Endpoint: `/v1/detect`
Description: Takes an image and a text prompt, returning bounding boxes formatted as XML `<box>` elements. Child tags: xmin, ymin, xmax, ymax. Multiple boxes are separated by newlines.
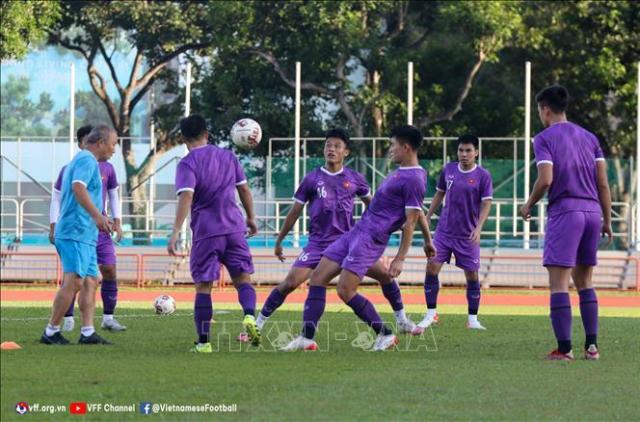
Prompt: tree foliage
<box><xmin>0</xmin><ymin>75</ymin><xmax>54</xmax><ymax>136</ymax></box>
<box><xmin>0</xmin><ymin>0</ymin><xmax>61</xmax><ymax>60</ymax></box>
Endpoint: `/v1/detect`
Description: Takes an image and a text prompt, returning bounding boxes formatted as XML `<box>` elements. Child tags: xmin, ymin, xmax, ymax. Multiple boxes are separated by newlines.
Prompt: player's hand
<box><xmin>519</xmin><ymin>204</ymin><xmax>531</xmax><ymax>221</ymax></box>
<box><xmin>48</xmin><ymin>224</ymin><xmax>56</xmax><ymax>245</ymax></box>
<box><xmin>94</xmin><ymin>215</ymin><xmax>112</xmax><ymax>233</ymax></box>
<box><xmin>113</xmin><ymin>219</ymin><xmax>123</xmax><ymax>243</ymax></box>
<box><xmin>274</xmin><ymin>243</ymin><xmax>286</xmax><ymax>262</ymax></box>
<box><xmin>601</xmin><ymin>222</ymin><xmax>613</xmax><ymax>246</ymax></box>
<box><xmin>246</xmin><ymin>218</ymin><xmax>258</xmax><ymax>238</ymax></box>
<box><xmin>388</xmin><ymin>257</ymin><xmax>405</xmax><ymax>278</ymax></box>
<box><xmin>167</xmin><ymin>230</ymin><xmax>180</xmax><ymax>256</ymax></box>
<box><xmin>423</xmin><ymin>242</ymin><xmax>436</xmax><ymax>259</ymax></box>
<box><xmin>469</xmin><ymin>227</ymin><xmax>482</xmax><ymax>245</ymax></box>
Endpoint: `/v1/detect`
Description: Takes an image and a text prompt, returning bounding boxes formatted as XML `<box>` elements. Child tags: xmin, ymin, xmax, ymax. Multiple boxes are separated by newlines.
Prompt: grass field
<box><xmin>1</xmin><ymin>303</ymin><xmax>639</xmax><ymax>421</ymax></box>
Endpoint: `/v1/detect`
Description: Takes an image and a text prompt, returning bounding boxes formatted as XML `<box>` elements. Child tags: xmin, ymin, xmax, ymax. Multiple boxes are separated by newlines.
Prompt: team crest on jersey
<box><xmin>468</xmin><ymin>178</ymin><xmax>475</xmax><ymax>184</ymax></box>
<box><xmin>343</xmin><ymin>181</ymin><xmax>350</xmax><ymax>188</ymax></box>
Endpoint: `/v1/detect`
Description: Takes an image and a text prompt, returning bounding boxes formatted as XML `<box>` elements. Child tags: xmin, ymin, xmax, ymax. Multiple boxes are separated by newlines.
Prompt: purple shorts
<box><xmin>292</xmin><ymin>241</ymin><xmax>332</xmax><ymax>269</ymax></box>
<box><xmin>190</xmin><ymin>232</ymin><xmax>254</xmax><ymax>283</ymax></box>
<box><xmin>543</xmin><ymin>211</ymin><xmax>600</xmax><ymax>267</ymax></box>
<box><xmin>96</xmin><ymin>232</ymin><xmax>116</xmax><ymax>266</ymax></box>
<box><xmin>432</xmin><ymin>234</ymin><xmax>480</xmax><ymax>272</ymax></box>
<box><xmin>322</xmin><ymin>228</ymin><xmax>386</xmax><ymax>280</ymax></box>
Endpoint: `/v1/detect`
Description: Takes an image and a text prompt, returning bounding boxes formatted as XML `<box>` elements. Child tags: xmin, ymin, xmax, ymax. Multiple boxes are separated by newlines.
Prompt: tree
<box><xmin>0</xmin><ymin>75</ymin><xmax>55</xmax><ymax>136</ymax></box>
<box><xmin>46</xmin><ymin>1</ymin><xmax>243</xmax><ymax>242</ymax></box>
<box><xmin>1</xmin><ymin>0</ymin><xmax>61</xmax><ymax>60</ymax></box>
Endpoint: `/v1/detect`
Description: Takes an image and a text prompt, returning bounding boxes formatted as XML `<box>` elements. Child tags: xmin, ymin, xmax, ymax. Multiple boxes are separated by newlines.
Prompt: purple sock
<box><xmin>194</xmin><ymin>293</ymin><xmax>212</xmax><ymax>343</ymax></box>
<box><xmin>466</xmin><ymin>280</ymin><xmax>481</xmax><ymax>315</ymax></box>
<box><xmin>424</xmin><ymin>274</ymin><xmax>440</xmax><ymax>309</ymax></box>
<box><xmin>346</xmin><ymin>293</ymin><xmax>391</xmax><ymax>335</ymax></box>
<box><xmin>261</xmin><ymin>288</ymin><xmax>286</xmax><ymax>318</ymax></box>
<box><xmin>101</xmin><ymin>279</ymin><xmax>118</xmax><ymax>315</ymax></box>
<box><xmin>236</xmin><ymin>283</ymin><xmax>256</xmax><ymax>317</ymax></box>
<box><xmin>65</xmin><ymin>296</ymin><xmax>76</xmax><ymax>317</ymax></box>
<box><xmin>550</xmin><ymin>292</ymin><xmax>572</xmax><ymax>352</ymax></box>
<box><xmin>302</xmin><ymin>286</ymin><xmax>326</xmax><ymax>339</ymax></box>
<box><xmin>579</xmin><ymin>288</ymin><xmax>598</xmax><ymax>347</ymax></box>
<box><xmin>381</xmin><ymin>281</ymin><xmax>404</xmax><ymax>311</ymax></box>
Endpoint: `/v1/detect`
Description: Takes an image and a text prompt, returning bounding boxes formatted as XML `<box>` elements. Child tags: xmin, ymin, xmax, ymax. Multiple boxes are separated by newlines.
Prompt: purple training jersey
<box><xmin>175</xmin><ymin>144</ymin><xmax>247</xmax><ymax>242</ymax></box>
<box><xmin>54</xmin><ymin>161</ymin><xmax>118</xmax><ymax>216</ymax></box>
<box><xmin>533</xmin><ymin>121</ymin><xmax>604</xmax><ymax>217</ymax></box>
<box><xmin>293</xmin><ymin>166</ymin><xmax>370</xmax><ymax>245</ymax></box>
<box><xmin>356</xmin><ymin>166</ymin><xmax>426</xmax><ymax>242</ymax></box>
<box><xmin>435</xmin><ymin>163</ymin><xmax>493</xmax><ymax>239</ymax></box>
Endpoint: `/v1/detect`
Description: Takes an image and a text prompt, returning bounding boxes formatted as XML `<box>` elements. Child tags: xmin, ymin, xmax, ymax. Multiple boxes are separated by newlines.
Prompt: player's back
<box><xmin>533</xmin><ymin>122</ymin><xmax>603</xmax><ymax>216</ymax></box>
<box><xmin>175</xmin><ymin>145</ymin><xmax>246</xmax><ymax>241</ymax></box>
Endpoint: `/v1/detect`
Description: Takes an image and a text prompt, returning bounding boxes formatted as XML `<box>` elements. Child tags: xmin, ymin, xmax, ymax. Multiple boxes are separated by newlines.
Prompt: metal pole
<box><xmin>16</xmin><ymin>137</ymin><xmax>21</xmax><ymax>197</ymax></box>
<box><xmin>294</xmin><ymin>62</ymin><xmax>301</xmax><ymax>247</ymax></box>
<box><xmin>407</xmin><ymin>61</ymin><xmax>413</xmax><ymax>125</ymax></box>
<box><xmin>524</xmin><ymin>61</ymin><xmax>531</xmax><ymax>250</ymax></box>
<box><xmin>635</xmin><ymin>62</ymin><xmax>640</xmax><ymax>251</ymax></box>
<box><xmin>372</xmin><ymin>138</ymin><xmax>376</xmax><ymax>192</ymax></box>
<box><xmin>513</xmin><ymin>139</ymin><xmax>518</xmax><ymax>237</ymax></box>
<box><xmin>181</xmin><ymin>61</ymin><xmax>192</xmax><ymax>247</ymax></box>
<box><xmin>148</xmin><ymin>89</ymin><xmax>156</xmax><ymax>237</ymax></box>
<box><xmin>69</xmin><ymin>63</ymin><xmax>76</xmax><ymax>160</ymax></box>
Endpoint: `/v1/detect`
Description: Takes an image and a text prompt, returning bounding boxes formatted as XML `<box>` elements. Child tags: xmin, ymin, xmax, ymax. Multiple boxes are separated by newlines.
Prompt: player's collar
<box><xmin>320</xmin><ymin>166</ymin><xmax>344</xmax><ymax>176</ymax></box>
<box><xmin>457</xmin><ymin>163</ymin><xmax>477</xmax><ymax>174</ymax></box>
<box><xmin>550</xmin><ymin>120</ymin><xmax>570</xmax><ymax>126</ymax></box>
<box><xmin>397</xmin><ymin>166</ymin><xmax>423</xmax><ymax>170</ymax></box>
<box><xmin>190</xmin><ymin>144</ymin><xmax>209</xmax><ymax>151</ymax></box>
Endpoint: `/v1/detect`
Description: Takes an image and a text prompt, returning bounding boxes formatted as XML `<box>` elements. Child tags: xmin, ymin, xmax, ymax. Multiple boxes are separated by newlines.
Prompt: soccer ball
<box><xmin>230</xmin><ymin>118</ymin><xmax>262</xmax><ymax>149</ymax></box>
<box><xmin>153</xmin><ymin>294</ymin><xmax>176</xmax><ymax>315</ymax></box>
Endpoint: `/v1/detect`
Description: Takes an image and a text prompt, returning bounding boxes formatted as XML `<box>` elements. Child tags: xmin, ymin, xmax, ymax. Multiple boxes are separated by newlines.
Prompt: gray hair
<box><xmin>86</xmin><ymin>124</ymin><xmax>115</xmax><ymax>144</ymax></box>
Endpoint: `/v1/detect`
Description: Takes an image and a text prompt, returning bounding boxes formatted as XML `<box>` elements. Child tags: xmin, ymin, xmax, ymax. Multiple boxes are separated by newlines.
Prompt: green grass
<box><xmin>1</xmin><ymin>306</ymin><xmax>639</xmax><ymax>421</ymax></box>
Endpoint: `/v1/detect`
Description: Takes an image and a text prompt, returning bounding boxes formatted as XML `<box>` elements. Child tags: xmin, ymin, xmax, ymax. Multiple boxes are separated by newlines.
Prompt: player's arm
<box><xmin>168</xmin><ymin>191</ymin><xmax>193</xmax><ymax>256</ymax></box>
<box><xmin>237</xmin><ymin>183</ymin><xmax>258</xmax><ymax>237</ymax></box>
<box><xmin>274</xmin><ymin>202</ymin><xmax>305</xmax><ymax>262</ymax></box>
<box><xmin>425</xmin><ymin>190</ymin><xmax>445</xmax><ymax>221</ymax></box>
<box><xmin>360</xmin><ymin>195</ymin><xmax>372</xmax><ymax>209</ymax></box>
<box><xmin>107</xmin><ymin>187</ymin><xmax>123</xmax><ymax>242</ymax></box>
<box><xmin>596</xmin><ymin>160</ymin><xmax>613</xmax><ymax>244</ymax></box>
<box><xmin>416</xmin><ymin>211</ymin><xmax>436</xmax><ymax>258</ymax></box>
<box><xmin>470</xmin><ymin>199</ymin><xmax>492</xmax><ymax>244</ymax></box>
<box><xmin>72</xmin><ymin>182</ymin><xmax>111</xmax><ymax>233</ymax></box>
<box><xmin>389</xmin><ymin>209</ymin><xmax>421</xmax><ymax>278</ymax></box>
<box><xmin>520</xmin><ymin>164</ymin><xmax>552</xmax><ymax>220</ymax></box>
<box><xmin>49</xmin><ymin>189</ymin><xmax>61</xmax><ymax>244</ymax></box>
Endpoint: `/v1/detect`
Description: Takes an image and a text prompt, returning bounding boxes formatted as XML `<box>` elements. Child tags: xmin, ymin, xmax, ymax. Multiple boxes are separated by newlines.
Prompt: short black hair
<box><xmin>180</xmin><ymin>114</ymin><xmax>207</xmax><ymax>141</ymax></box>
<box><xmin>535</xmin><ymin>85</ymin><xmax>569</xmax><ymax>113</ymax></box>
<box><xmin>457</xmin><ymin>134</ymin><xmax>479</xmax><ymax>149</ymax></box>
<box><xmin>77</xmin><ymin>125</ymin><xmax>93</xmax><ymax>144</ymax></box>
<box><xmin>325</xmin><ymin>128</ymin><xmax>350</xmax><ymax>148</ymax></box>
<box><xmin>390</xmin><ymin>125</ymin><xmax>423</xmax><ymax>151</ymax></box>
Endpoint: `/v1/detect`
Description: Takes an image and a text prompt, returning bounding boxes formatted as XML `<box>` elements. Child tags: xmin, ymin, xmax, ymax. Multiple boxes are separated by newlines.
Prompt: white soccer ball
<box><xmin>154</xmin><ymin>294</ymin><xmax>176</xmax><ymax>315</ymax></box>
<box><xmin>230</xmin><ymin>118</ymin><xmax>262</xmax><ymax>149</ymax></box>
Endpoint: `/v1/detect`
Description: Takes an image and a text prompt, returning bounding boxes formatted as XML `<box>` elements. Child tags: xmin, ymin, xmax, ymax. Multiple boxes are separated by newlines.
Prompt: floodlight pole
<box><xmin>69</xmin><ymin>63</ymin><xmax>76</xmax><ymax>160</ymax></box>
<box><xmin>635</xmin><ymin>62</ymin><xmax>640</xmax><ymax>251</ymax></box>
<box><xmin>408</xmin><ymin>62</ymin><xmax>414</xmax><ymax>125</ymax></box>
<box><xmin>294</xmin><ymin>62</ymin><xmax>302</xmax><ymax>247</ymax></box>
<box><xmin>524</xmin><ymin>61</ymin><xmax>531</xmax><ymax>250</ymax></box>
<box><xmin>180</xmin><ymin>61</ymin><xmax>192</xmax><ymax>249</ymax></box>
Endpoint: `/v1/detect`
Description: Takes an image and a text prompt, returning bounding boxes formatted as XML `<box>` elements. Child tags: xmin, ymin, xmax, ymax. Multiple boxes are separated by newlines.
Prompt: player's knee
<box><xmin>100</xmin><ymin>265</ymin><xmax>116</xmax><ymax>280</ymax></box>
<box><xmin>336</xmin><ymin>284</ymin><xmax>354</xmax><ymax>303</ymax></box>
<box><xmin>280</xmin><ymin>276</ymin><xmax>301</xmax><ymax>294</ymax></box>
<box><xmin>195</xmin><ymin>282</ymin><xmax>213</xmax><ymax>294</ymax></box>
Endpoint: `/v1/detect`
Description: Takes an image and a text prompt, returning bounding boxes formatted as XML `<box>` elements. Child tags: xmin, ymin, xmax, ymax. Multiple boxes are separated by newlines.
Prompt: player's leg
<box><xmin>337</xmin><ymin>268</ymin><xmax>397</xmax><ymax>351</ymax></box>
<box><xmin>41</xmin><ymin>271</ymin><xmax>82</xmax><ymax>344</ymax></box>
<box><xmin>98</xmin><ymin>233</ymin><xmax>125</xmax><ymax>331</ymax></box>
<box><xmin>463</xmin><ymin>270</ymin><xmax>484</xmax><ymax>330</ymax></box>
<box><xmin>419</xmin><ymin>235</ymin><xmax>450</xmax><ymax>328</ymax></box>
<box><xmin>257</xmin><ymin>266</ymin><xmax>313</xmax><ymax>329</ymax></box>
<box><xmin>62</xmin><ymin>294</ymin><xmax>76</xmax><ymax>332</ymax></box>
<box><xmin>222</xmin><ymin>233</ymin><xmax>261</xmax><ymax>345</ymax></box>
<box><xmin>366</xmin><ymin>261</ymin><xmax>422</xmax><ymax>335</ymax></box>
<box><xmin>455</xmin><ymin>238</ymin><xmax>485</xmax><ymax>329</ymax></box>
<box><xmin>189</xmin><ymin>238</ymin><xmax>219</xmax><ymax>353</ymax></box>
<box><xmin>77</xmin><ymin>247</ymin><xmax>111</xmax><ymax>344</ymax></box>
<box><xmin>281</xmin><ymin>257</ymin><xmax>340</xmax><ymax>351</ymax></box>
<box><xmin>192</xmin><ymin>281</ymin><xmax>214</xmax><ymax>353</ymax></box>
<box><xmin>574</xmin><ymin>211</ymin><xmax>602</xmax><ymax>360</ymax></box>
<box><xmin>543</xmin><ymin>212</ymin><xmax>583</xmax><ymax>360</ymax></box>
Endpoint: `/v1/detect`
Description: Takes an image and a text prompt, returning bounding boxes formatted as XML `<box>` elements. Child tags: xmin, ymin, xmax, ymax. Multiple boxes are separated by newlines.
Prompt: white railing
<box><xmin>1</xmin><ymin>196</ymin><xmax>636</xmax><ymax>249</ymax></box>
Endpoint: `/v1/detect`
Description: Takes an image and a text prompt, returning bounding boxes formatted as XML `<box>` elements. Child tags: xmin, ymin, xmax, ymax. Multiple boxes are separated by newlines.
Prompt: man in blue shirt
<box><xmin>41</xmin><ymin>125</ymin><xmax>118</xmax><ymax>345</ymax></box>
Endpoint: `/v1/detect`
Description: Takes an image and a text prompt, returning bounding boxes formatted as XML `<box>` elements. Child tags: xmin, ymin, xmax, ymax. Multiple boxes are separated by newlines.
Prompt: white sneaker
<box><xmin>372</xmin><ymin>333</ymin><xmax>398</xmax><ymax>351</ymax></box>
<box><xmin>280</xmin><ymin>335</ymin><xmax>318</xmax><ymax>351</ymax></box>
<box><xmin>396</xmin><ymin>319</ymin><xmax>424</xmax><ymax>335</ymax></box>
<box><xmin>101</xmin><ymin>318</ymin><xmax>127</xmax><ymax>331</ymax></box>
<box><xmin>417</xmin><ymin>313</ymin><xmax>439</xmax><ymax>329</ymax></box>
<box><xmin>466</xmin><ymin>320</ymin><xmax>486</xmax><ymax>330</ymax></box>
<box><xmin>62</xmin><ymin>317</ymin><xmax>75</xmax><ymax>332</ymax></box>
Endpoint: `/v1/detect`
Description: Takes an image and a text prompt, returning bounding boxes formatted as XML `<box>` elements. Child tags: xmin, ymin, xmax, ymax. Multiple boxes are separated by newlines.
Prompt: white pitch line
<box><xmin>0</xmin><ymin>310</ymin><xmax>231</xmax><ymax>322</ymax></box>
